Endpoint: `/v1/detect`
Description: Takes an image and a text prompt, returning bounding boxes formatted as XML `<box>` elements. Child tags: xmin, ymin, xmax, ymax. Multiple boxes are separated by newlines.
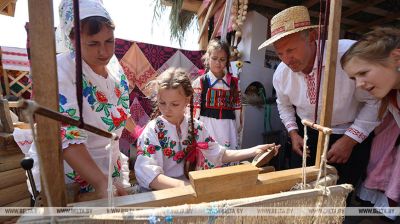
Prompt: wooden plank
<box><xmin>0</xmin><ymin>99</ymin><xmax>14</xmax><ymax>133</ymax></box>
<box><xmin>349</xmin><ymin>12</ymin><xmax>400</xmax><ymax>33</ymax></box>
<box><xmin>189</xmin><ymin>164</ymin><xmax>259</xmax><ymax>196</ymax></box>
<box><xmin>315</xmin><ymin>0</ymin><xmax>342</xmax><ymax>167</ymax></box>
<box><xmin>0</xmin><ymin>168</ymin><xmax>26</xmax><ymax>189</ymax></box>
<box><xmin>71</xmin><ymin>166</ymin><xmax>336</xmax><ymax>207</ymax></box>
<box><xmin>342</xmin><ymin>0</ymin><xmax>385</xmax><ymax>17</ymax></box>
<box><xmin>0</xmin><ymin>153</ymin><xmax>24</xmax><ymax>172</ymax></box>
<box><xmin>197</xmin><ymin>0</ymin><xmax>216</xmax><ymax>43</ymax></box>
<box><xmin>27</xmin><ymin>0</ymin><xmax>66</xmax><ymax>207</ymax></box>
<box><xmin>0</xmin><ymin>182</ymin><xmax>30</xmax><ymax>206</ymax></box>
<box><xmin>0</xmin><ymin>198</ymin><xmax>31</xmax><ymax>224</ymax></box>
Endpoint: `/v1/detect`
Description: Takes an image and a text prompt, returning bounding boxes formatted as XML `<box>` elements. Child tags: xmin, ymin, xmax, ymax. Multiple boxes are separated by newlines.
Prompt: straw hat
<box><xmin>258</xmin><ymin>6</ymin><xmax>319</xmax><ymax>50</ymax></box>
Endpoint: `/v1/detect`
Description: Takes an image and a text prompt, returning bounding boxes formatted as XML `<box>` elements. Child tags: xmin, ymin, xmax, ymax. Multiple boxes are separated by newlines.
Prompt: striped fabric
<box><xmin>1</xmin><ymin>46</ymin><xmax>30</xmax><ymax>72</ymax></box>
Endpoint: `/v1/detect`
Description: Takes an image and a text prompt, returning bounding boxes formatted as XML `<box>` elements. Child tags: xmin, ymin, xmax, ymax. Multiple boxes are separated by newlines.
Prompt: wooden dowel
<box><xmin>210</xmin><ymin>3</ymin><xmax>225</xmax><ymax>39</ymax></box>
<box><xmin>21</xmin><ymin>100</ymin><xmax>118</xmax><ymax>140</ymax></box>
<box><xmin>302</xmin><ymin>119</ymin><xmax>332</xmax><ymax>134</ymax></box>
<box><xmin>197</xmin><ymin>0</ymin><xmax>216</xmax><ymax>43</ymax></box>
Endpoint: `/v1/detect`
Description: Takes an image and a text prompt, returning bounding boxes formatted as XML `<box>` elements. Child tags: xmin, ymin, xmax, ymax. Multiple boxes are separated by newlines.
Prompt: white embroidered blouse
<box><xmin>134</xmin><ymin>115</ymin><xmax>226</xmax><ymax>189</ymax></box>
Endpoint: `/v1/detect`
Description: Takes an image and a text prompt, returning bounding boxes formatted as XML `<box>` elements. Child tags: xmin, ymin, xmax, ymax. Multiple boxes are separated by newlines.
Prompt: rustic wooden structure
<box><xmin>0</xmin><ymin>0</ymin><xmax>16</xmax><ymax>17</ymax></box>
<box><xmin>14</xmin><ymin>0</ymin><xmax>343</xmax><ymax>212</ymax></box>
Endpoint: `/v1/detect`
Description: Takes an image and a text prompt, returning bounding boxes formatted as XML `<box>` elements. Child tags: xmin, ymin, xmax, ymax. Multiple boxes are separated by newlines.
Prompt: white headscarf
<box><xmin>57</xmin><ymin>0</ymin><xmax>113</xmax><ymax>53</ymax></box>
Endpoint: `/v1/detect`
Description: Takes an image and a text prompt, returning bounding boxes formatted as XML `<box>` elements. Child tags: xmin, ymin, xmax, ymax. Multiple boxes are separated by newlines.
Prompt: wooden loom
<box><xmin>17</xmin><ymin>0</ymin><xmax>348</xmax><ymax>222</ymax></box>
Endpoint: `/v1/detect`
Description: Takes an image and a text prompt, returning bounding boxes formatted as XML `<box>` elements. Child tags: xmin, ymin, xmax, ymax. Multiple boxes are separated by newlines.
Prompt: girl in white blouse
<box><xmin>135</xmin><ymin>68</ymin><xmax>279</xmax><ymax>190</ymax></box>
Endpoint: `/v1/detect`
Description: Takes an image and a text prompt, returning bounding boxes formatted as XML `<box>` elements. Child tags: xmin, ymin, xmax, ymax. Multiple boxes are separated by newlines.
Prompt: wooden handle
<box><xmin>301</xmin><ymin>119</ymin><xmax>332</xmax><ymax>134</ymax></box>
<box><xmin>251</xmin><ymin>149</ymin><xmax>275</xmax><ymax>168</ymax></box>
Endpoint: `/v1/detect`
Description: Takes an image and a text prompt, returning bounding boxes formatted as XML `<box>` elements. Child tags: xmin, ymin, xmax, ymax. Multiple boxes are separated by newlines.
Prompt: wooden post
<box><xmin>315</xmin><ymin>0</ymin><xmax>342</xmax><ymax>167</ymax></box>
<box><xmin>27</xmin><ymin>0</ymin><xmax>66</xmax><ymax>206</ymax></box>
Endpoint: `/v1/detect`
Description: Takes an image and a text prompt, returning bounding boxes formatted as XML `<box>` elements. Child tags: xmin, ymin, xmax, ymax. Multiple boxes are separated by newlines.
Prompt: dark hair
<box><xmin>69</xmin><ymin>16</ymin><xmax>115</xmax><ymax>39</ymax></box>
<box><xmin>341</xmin><ymin>27</ymin><xmax>400</xmax><ymax>119</ymax></box>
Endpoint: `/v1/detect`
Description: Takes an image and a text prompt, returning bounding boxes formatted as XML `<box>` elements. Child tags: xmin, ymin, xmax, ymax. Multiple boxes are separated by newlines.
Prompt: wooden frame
<box><xmin>21</xmin><ymin>0</ymin><xmax>342</xmax><ymax>211</ymax></box>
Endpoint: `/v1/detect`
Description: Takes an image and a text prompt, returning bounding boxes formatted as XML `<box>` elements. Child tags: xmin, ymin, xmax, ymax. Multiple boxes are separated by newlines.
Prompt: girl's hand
<box><xmin>253</xmin><ymin>143</ymin><xmax>281</xmax><ymax>156</ymax></box>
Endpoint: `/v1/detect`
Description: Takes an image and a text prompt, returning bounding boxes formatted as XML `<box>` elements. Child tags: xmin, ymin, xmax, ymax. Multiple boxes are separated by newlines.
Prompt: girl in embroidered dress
<box><xmin>134</xmin><ymin>68</ymin><xmax>279</xmax><ymax>190</ymax></box>
<box><xmin>192</xmin><ymin>39</ymin><xmax>242</xmax><ymax>152</ymax></box>
<box><xmin>341</xmin><ymin>27</ymin><xmax>400</xmax><ymax>220</ymax></box>
<box><xmin>15</xmin><ymin>0</ymin><xmax>137</xmax><ymax>199</ymax></box>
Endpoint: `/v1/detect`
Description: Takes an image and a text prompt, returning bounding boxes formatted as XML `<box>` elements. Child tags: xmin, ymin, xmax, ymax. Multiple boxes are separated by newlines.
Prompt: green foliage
<box><xmin>153</xmin><ymin>0</ymin><xmax>196</xmax><ymax>46</ymax></box>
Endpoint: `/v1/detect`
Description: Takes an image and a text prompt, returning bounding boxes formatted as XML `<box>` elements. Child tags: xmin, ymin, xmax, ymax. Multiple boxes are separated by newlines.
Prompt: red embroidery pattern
<box><xmin>347</xmin><ymin>127</ymin><xmax>367</xmax><ymax>141</ymax></box>
<box><xmin>135</xmin><ymin>67</ymin><xmax>156</xmax><ymax>90</ymax></box>
<box><xmin>17</xmin><ymin>140</ymin><xmax>33</xmax><ymax>146</ymax></box>
<box><xmin>271</xmin><ymin>21</ymin><xmax>311</xmax><ymax>36</ymax></box>
<box><xmin>205</xmin><ymin>88</ymin><xmax>241</xmax><ymax>110</ymax></box>
<box><xmin>120</xmin><ymin>61</ymin><xmax>136</xmax><ymax>87</ymax></box>
<box><xmin>304</xmin><ymin>73</ymin><xmax>316</xmax><ymax>104</ymax></box>
<box><xmin>193</xmin><ymin>87</ymin><xmax>202</xmax><ymax>108</ymax></box>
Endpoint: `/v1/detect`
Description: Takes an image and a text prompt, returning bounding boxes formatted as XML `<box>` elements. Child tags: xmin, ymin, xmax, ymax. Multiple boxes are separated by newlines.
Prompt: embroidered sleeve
<box><xmin>196</xmin><ymin>121</ymin><xmax>225</xmax><ymax>169</ymax></box>
<box><xmin>134</xmin><ymin>121</ymin><xmax>164</xmax><ymax>189</ymax></box>
<box><xmin>273</xmin><ymin>67</ymin><xmax>298</xmax><ymax>132</ymax></box>
<box><xmin>346</xmin><ymin>88</ymin><xmax>381</xmax><ymax>142</ymax></box>
<box><xmin>58</xmin><ymin>71</ymin><xmax>88</xmax><ymax>150</ymax></box>
<box><xmin>192</xmin><ymin>76</ymin><xmax>202</xmax><ymax>109</ymax></box>
<box><xmin>232</xmin><ymin>77</ymin><xmax>242</xmax><ymax>110</ymax></box>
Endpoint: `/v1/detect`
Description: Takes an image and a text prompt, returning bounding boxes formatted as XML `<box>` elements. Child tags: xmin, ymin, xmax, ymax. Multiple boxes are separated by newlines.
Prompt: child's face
<box><xmin>344</xmin><ymin>56</ymin><xmax>400</xmax><ymax>99</ymax></box>
<box><xmin>209</xmin><ymin>49</ymin><xmax>228</xmax><ymax>76</ymax></box>
<box><xmin>157</xmin><ymin>87</ymin><xmax>190</xmax><ymax>125</ymax></box>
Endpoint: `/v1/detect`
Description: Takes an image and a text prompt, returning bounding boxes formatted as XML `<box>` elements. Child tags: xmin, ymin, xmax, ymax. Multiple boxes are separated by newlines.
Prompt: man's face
<box><xmin>273</xmin><ymin>31</ymin><xmax>315</xmax><ymax>73</ymax></box>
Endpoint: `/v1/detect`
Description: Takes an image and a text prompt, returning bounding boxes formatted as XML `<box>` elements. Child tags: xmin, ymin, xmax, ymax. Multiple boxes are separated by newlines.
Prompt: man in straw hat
<box><xmin>259</xmin><ymin>6</ymin><xmax>380</xmax><ymax>189</ymax></box>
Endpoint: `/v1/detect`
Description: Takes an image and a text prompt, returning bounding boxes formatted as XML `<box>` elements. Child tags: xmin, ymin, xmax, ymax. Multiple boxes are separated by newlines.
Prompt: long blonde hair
<box><xmin>341</xmin><ymin>27</ymin><xmax>400</xmax><ymax>118</ymax></box>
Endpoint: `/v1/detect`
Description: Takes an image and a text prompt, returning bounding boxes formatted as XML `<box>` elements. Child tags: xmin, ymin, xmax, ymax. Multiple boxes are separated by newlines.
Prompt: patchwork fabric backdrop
<box><xmin>114</xmin><ymin>38</ymin><xmax>204</xmax><ymax>156</ymax></box>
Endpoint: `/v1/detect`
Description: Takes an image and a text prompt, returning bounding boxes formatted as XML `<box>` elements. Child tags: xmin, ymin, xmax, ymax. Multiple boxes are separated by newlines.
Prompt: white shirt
<box><xmin>273</xmin><ymin>39</ymin><xmax>380</xmax><ymax>143</ymax></box>
<box><xmin>135</xmin><ymin>116</ymin><xmax>226</xmax><ymax>189</ymax></box>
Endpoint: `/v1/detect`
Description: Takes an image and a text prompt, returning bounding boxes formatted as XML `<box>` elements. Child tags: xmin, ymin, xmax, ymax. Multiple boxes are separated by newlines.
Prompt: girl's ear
<box><xmin>391</xmin><ymin>48</ymin><xmax>400</xmax><ymax>63</ymax></box>
<box><xmin>186</xmin><ymin>96</ymin><xmax>191</xmax><ymax>105</ymax></box>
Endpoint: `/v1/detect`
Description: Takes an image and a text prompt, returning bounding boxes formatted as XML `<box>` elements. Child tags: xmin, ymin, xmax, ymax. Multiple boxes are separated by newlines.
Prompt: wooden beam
<box><xmin>342</xmin><ymin>0</ymin><xmax>385</xmax><ymax>17</ymax></box>
<box><xmin>162</xmin><ymin>0</ymin><xmax>202</xmax><ymax>13</ymax></box>
<box><xmin>303</xmin><ymin>0</ymin><xmax>320</xmax><ymax>8</ymax></box>
<box><xmin>198</xmin><ymin>0</ymin><xmax>216</xmax><ymax>43</ymax></box>
<box><xmin>315</xmin><ymin>0</ymin><xmax>342</xmax><ymax>167</ymax></box>
<box><xmin>27</xmin><ymin>0</ymin><xmax>66</xmax><ymax>207</ymax></box>
<box><xmin>349</xmin><ymin>12</ymin><xmax>400</xmax><ymax>32</ymax></box>
<box><xmin>342</xmin><ymin>0</ymin><xmax>388</xmax><ymax>17</ymax></box>
<box><xmin>70</xmin><ymin>166</ymin><xmax>337</xmax><ymax>207</ymax></box>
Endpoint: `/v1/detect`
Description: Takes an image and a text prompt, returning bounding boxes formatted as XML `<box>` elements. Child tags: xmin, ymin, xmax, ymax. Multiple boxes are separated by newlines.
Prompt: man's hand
<box><xmin>289</xmin><ymin>130</ymin><xmax>309</xmax><ymax>157</ymax></box>
<box><xmin>327</xmin><ymin>135</ymin><xmax>358</xmax><ymax>164</ymax></box>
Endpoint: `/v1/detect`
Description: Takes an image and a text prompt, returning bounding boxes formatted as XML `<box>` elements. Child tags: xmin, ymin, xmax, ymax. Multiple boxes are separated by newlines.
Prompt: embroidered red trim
<box><xmin>271</xmin><ymin>21</ymin><xmax>311</xmax><ymax>37</ymax></box>
<box><xmin>347</xmin><ymin>127</ymin><xmax>367</xmax><ymax>140</ymax></box>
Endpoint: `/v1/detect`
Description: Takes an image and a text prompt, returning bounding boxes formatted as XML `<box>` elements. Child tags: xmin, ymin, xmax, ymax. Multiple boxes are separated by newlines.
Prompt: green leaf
<box><xmin>121</xmin><ymin>101</ymin><xmax>128</xmax><ymax>109</ymax></box>
<box><xmin>101</xmin><ymin>117</ymin><xmax>113</xmax><ymax>125</ymax></box>
<box><xmin>66</xmin><ymin>108</ymin><xmax>77</xmax><ymax>117</ymax></box>
<box><xmin>108</xmin><ymin>124</ymin><xmax>114</xmax><ymax>132</ymax></box>
<box><xmin>95</xmin><ymin>104</ymin><xmax>104</xmax><ymax>112</ymax></box>
<box><xmin>104</xmin><ymin>107</ymin><xmax>110</xmax><ymax>117</ymax></box>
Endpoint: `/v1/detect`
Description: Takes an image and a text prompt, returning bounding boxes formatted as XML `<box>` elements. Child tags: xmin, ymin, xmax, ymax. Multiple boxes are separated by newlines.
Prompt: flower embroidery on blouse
<box><xmin>59</xmin><ymin>93</ymin><xmax>86</xmax><ymax>142</ymax></box>
<box><xmin>82</xmin><ymin>74</ymin><xmax>129</xmax><ymax>131</ymax></box>
<box><xmin>137</xmin><ymin>118</ymin><xmax>215</xmax><ymax>164</ymax></box>
<box><xmin>66</xmin><ymin>157</ymin><xmax>122</xmax><ymax>193</ymax></box>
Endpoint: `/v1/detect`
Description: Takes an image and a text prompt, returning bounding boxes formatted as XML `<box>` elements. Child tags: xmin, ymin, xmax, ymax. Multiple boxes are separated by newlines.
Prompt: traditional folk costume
<box><xmin>357</xmin><ymin>91</ymin><xmax>400</xmax><ymax>220</ymax></box>
<box><xmin>273</xmin><ymin>40</ymin><xmax>381</xmax><ymax>187</ymax></box>
<box><xmin>192</xmin><ymin>71</ymin><xmax>242</xmax><ymax>150</ymax></box>
<box><xmin>13</xmin><ymin>0</ymin><xmax>131</xmax><ymax>193</ymax></box>
<box><xmin>134</xmin><ymin>116</ymin><xmax>226</xmax><ymax>189</ymax></box>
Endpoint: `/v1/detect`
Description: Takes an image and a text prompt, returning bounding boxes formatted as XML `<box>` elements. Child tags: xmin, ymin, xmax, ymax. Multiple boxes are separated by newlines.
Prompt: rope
<box><xmin>73</xmin><ymin>0</ymin><xmax>85</xmax><ymax>128</ymax></box>
<box><xmin>315</xmin><ymin>132</ymin><xmax>331</xmax><ymax>194</ymax></box>
<box><xmin>22</xmin><ymin>101</ymin><xmax>56</xmax><ymax>222</ymax></box>
<box><xmin>301</xmin><ymin>124</ymin><xmax>308</xmax><ymax>189</ymax></box>
<box><xmin>106</xmin><ymin>133</ymin><xmax>118</xmax><ymax>207</ymax></box>
<box><xmin>313</xmin><ymin>0</ymin><xmax>330</xmax><ymax>123</ymax></box>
